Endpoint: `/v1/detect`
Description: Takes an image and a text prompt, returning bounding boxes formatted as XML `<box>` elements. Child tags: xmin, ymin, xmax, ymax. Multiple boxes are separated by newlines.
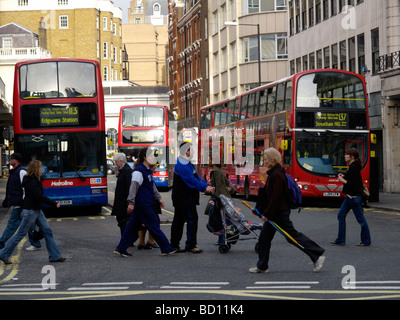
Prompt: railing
<box><xmin>379</xmin><ymin>51</ymin><xmax>400</xmax><ymax>72</ymax></box>
<box><xmin>0</xmin><ymin>47</ymin><xmax>51</xmax><ymax>60</ymax></box>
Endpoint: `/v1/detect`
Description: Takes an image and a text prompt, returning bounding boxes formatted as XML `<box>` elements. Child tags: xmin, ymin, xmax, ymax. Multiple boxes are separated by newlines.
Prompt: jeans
<box><xmin>335</xmin><ymin>196</ymin><xmax>371</xmax><ymax>245</ymax></box>
<box><xmin>0</xmin><ymin>207</ymin><xmax>41</xmax><ymax>249</ymax></box>
<box><xmin>0</xmin><ymin>209</ymin><xmax>63</xmax><ymax>262</ymax></box>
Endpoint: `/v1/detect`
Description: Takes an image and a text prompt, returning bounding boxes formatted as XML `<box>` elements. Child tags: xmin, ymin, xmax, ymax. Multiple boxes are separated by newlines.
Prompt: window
<box><xmin>229</xmin><ymin>42</ymin><xmax>237</xmax><ymax>68</ymax></box>
<box><xmin>103</xmin><ymin>42</ymin><xmax>108</xmax><ymax>59</ymax></box>
<box><xmin>315</xmin><ymin>0</ymin><xmax>321</xmax><ymax>24</ymax></box>
<box><xmin>309</xmin><ymin>52</ymin><xmax>315</xmax><ymax>69</ymax></box>
<box><xmin>357</xmin><ymin>33</ymin><xmax>365</xmax><ymax>74</ymax></box>
<box><xmin>324</xmin><ymin>46</ymin><xmax>330</xmax><ymax>68</ymax></box>
<box><xmin>331</xmin><ymin>0</ymin><xmax>337</xmax><ymax>16</ymax></box>
<box><xmin>153</xmin><ymin>3</ymin><xmax>161</xmax><ymax>16</ymax></box>
<box><xmin>58</xmin><ymin>0</ymin><xmax>68</xmax><ymax>4</ymax></box>
<box><xmin>103</xmin><ymin>17</ymin><xmax>107</xmax><ymax>30</ymax></box>
<box><xmin>316</xmin><ymin>49</ymin><xmax>322</xmax><ymax>68</ymax></box>
<box><xmin>2</xmin><ymin>38</ymin><xmax>12</xmax><ymax>49</ymax></box>
<box><xmin>103</xmin><ymin>66</ymin><xmax>108</xmax><ymax>81</ymax></box>
<box><xmin>59</xmin><ymin>15</ymin><xmax>68</xmax><ymax>29</ymax></box>
<box><xmin>331</xmin><ymin>43</ymin><xmax>338</xmax><ymax>69</ymax></box>
<box><xmin>340</xmin><ymin>40</ymin><xmax>346</xmax><ymax>70</ymax></box>
<box><xmin>371</xmin><ymin>28</ymin><xmax>379</xmax><ymax>74</ymax></box>
<box><xmin>308</xmin><ymin>0</ymin><xmax>314</xmax><ymax>27</ymax></box>
<box><xmin>244</xmin><ymin>34</ymin><xmax>288</xmax><ymax>62</ymax></box>
<box><xmin>18</xmin><ymin>0</ymin><xmax>28</xmax><ymax>6</ymax></box>
<box><xmin>348</xmin><ymin>37</ymin><xmax>356</xmax><ymax>73</ymax></box>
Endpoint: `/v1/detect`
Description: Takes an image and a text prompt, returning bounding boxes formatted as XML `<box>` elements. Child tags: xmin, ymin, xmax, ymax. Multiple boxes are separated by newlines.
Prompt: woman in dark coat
<box><xmin>0</xmin><ymin>160</ymin><xmax>65</xmax><ymax>264</ymax></box>
<box><xmin>332</xmin><ymin>148</ymin><xmax>371</xmax><ymax>246</ymax></box>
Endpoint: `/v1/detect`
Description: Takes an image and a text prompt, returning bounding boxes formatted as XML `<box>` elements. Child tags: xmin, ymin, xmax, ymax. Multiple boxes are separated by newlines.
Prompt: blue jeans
<box><xmin>0</xmin><ymin>207</ymin><xmax>41</xmax><ymax>249</ymax></box>
<box><xmin>335</xmin><ymin>196</ymin><xmax>371</xmax><ymax>245</ymax></box>
<box><xmin>0</xmin><ymin>209</ymin><xmax>63</xmax><ymax>262</ymax></box>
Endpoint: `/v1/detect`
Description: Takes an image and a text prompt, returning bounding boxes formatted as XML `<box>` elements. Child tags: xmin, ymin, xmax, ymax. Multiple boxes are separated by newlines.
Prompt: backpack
<box><xmin>206</xmin><ymin>199</ymin><xmax>224</xmax><ymax>235</ymax></box>
<box><xmin>285</xmin><ymin>173</ymin><xmax>302</xmax><ymax>212</ymax></box>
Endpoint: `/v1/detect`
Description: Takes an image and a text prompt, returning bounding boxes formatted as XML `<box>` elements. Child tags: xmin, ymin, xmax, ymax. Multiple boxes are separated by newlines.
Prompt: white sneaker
<box><xmin>249</xmin><ymin>267</ymin><xmax>269</xmax><ymax>274</ymax></box>
<box><xmin>314</xmin><ymin>255</ymin><xmax>326</xmax><ymax>272</ymax></box>
<box><xmin>26</xmin><ymin>245</ymin><xmax>41</xmax><ymax>251</ymax></box>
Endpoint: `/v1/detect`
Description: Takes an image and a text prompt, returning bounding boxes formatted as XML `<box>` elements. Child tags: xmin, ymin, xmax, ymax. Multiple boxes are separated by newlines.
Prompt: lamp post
<box><xmin>225</xmin><ymin>21</ymin><xmax>261</xmax><ymax>87</ymax></box>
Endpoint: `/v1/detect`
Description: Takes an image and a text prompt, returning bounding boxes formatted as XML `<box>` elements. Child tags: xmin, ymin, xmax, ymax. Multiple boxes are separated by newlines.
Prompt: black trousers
<box><xmin>170</xmin><ymin>205</ymin><xmax>198</xmax><ymax>250</ymax></box>
<box><xmin>257</xmin><ymin>210</ymin><xmax>325</xmax><ymax>270</ymax></box>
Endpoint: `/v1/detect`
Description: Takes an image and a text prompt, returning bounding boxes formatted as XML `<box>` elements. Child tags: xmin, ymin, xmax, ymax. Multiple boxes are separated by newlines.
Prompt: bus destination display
<box><xmin>40</xmin><ymin>106</ymin><xmax>79</xmax><ymax>127</ymax></box>
<box><xmin>315</xmin><ymin>112</ymin><xmax>348</xmax><ymax>128</ymax></box>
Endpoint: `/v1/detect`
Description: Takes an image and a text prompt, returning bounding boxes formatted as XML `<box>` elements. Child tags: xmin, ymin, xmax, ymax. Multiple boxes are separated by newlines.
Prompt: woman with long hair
<box><xmin>114</xmin><ymin>148</ymin><xmax>175</xmax><ymax>256</ymax></box>
<box><xmin>0</xmin><ymin>160</ymin><xmax>65</xmax><ymax>264</ymax></box>
<box><xmin>332</xmin><ymin>148</ymin><xmax>371</xmax><ymax>246</ymax></box>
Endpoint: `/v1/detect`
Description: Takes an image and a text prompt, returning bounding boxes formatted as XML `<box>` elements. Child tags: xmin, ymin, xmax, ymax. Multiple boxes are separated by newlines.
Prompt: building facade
<box><xmin>288</xmin><ymin>0</ymin><xmax>400</xmax><ymax>193</ymax></box>
<box><xmin>124</xmin><ymin>0</ymin><xmax>169</xmax><ymax>86</ymax></box>
<box><xmin>0</xmin><ymin>0</ymin><xmax>123</xmax><ymax>81</ymax></box>
<box><xmin>210</xmin><ymin>0</ymin><xmax>288</xmax><ymax>103</ymax></box>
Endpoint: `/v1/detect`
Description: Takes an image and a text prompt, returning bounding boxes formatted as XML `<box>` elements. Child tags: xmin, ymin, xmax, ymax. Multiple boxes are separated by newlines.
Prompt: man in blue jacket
<box><xmin>171</xmin><ymin>142</ymin><xmax>214</xmax><ymax>253</ymax></box>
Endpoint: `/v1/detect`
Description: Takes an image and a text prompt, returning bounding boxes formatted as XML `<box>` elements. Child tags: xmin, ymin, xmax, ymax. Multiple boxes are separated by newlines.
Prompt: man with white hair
<box><xmin>112</xmin><ymin>153</ymin><xmax>133</xmax><ymax>235</ymax></box>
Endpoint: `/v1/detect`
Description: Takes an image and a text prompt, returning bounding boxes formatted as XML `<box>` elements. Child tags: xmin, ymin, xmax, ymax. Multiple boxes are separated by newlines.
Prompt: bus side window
<box><xmin>276</xmin><ymin>83</ymin><xmax>286</xmax><ymax>112</ymax></box>
<box><xmin>254</xmin><ymin>90</ymin><xmax>260</xmax><ymax>117</ymax></box>
<box><xmin>227</xmin><ymin>100</ymin><xmax>235</xmax><ymax>123</ymax></box>
<box><xmin>247</xmin><ymin>93</ymin><xmax>255</xmax><ymax>118</ymax></box>
<box><xmin>241</xmin><ymin>95</ymin><xmax>249</xmax><ymax>119</ymax></box>
<box><xmin>214</xmin><ymin>105</ymin><xmax>221</xmax><ymax>126</ymax></box>
<box><xmin>220</xmin><ymin>103</ymin><xmax>227</xmax><ymax>125</ymax></box>
<box><xmin>233</xmin><ymin>98</ymin><xmax>240</xmax><ymax>121</ymax></box>
<box><xmin>285</xmin><ymin>81</ymin><xmax>293</xmax><ymax>111</ymax></box>
<box><xmin>259</xmin><ymin>89</ymin><xmax>267</xmax><ymax>116</ymax></box>
<box><xmin>267</xmin><ymin>86</ymin><xmax>276</xmax><ymax>114</ymax></box>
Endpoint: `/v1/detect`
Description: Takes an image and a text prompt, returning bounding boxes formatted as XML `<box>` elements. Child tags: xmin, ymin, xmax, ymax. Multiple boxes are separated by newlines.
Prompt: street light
<box><xmin>225</xmin><ymin>21</ymin><xmax>261</xmax><ymax>87</ymax></box>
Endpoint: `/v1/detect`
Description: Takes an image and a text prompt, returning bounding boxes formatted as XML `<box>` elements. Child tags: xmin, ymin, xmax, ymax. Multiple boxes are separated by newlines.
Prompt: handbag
<box><xmin>362</xmin><ymin>185</ymin><xmax>370</xmax><ymax>198</ymax></box>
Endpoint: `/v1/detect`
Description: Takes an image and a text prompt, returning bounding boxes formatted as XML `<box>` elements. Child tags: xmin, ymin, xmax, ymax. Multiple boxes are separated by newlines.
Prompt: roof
<box><xmin>0</xmin><ymin>22</ymin><xmax>37</xmax><ymax>36</ymax></box>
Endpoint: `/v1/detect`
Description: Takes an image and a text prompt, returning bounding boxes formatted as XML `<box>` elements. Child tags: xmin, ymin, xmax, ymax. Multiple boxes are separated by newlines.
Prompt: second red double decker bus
<box><xmin>199</xmin><ymin>69</ymin><xmax>372</xmax><ymax>200</ymax></box>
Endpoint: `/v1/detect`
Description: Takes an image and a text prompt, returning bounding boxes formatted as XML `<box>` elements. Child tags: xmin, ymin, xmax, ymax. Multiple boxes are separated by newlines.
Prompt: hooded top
<box><xmin>22</xmin><ymin>175</ymin><xmax>58</xmax><ymax>210</ymax></box>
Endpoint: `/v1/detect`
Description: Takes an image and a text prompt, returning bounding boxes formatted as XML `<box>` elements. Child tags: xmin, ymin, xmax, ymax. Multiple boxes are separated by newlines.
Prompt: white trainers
<box><xmin>314</xmin><ymin>255</ymin><xmax>326</xmax><ymax>272</ymax></box>
<box><xmin>249</xmin><ymin>267</ymin><xmax>269</xmax><ymax>274</ymax></box>
<box><xmin>26</xmin><ymin>245</ymin><xmax>41</xmax><ymax>251</ymax></box>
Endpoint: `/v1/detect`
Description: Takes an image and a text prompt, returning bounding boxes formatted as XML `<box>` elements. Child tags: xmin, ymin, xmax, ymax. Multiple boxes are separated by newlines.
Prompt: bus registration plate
<box><xmin>323</xmin><ymin>192</ymin><xmax>341</xmax><ymax>197</ymax></box>
<box><xmin>59</xmin><ymin>200</ymin><xmax>73</xmax><ymax>205</ymax></box>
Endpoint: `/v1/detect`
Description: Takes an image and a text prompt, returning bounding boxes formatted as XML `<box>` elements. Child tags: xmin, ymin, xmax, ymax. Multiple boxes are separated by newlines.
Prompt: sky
<box><xmin>112</xmin><ymin>0</ymin><xmax>130</xmax><ymax>24</ymax></box>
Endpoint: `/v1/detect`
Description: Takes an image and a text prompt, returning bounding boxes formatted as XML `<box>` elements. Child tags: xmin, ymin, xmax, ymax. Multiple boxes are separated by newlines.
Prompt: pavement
<box><xmin>0</xmin><ymin>177</ymin><xmax>398</xmax><ymax>214</ymax></box>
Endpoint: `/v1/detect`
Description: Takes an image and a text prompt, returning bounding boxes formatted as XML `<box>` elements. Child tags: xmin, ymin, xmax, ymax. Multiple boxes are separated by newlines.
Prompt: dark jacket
<box><xmin>3</xmin><ymin>164</ymin><xmax>26</xmax><ymax>207</ymax></box>
<box><xmin>172</xmin><ymin>156</ymin><xmax>208</xmax><ymax>207</ymax></box>
<box><xmin>133</xmin><ymin>163</ymin><xmax>156</xmax><ymax>207</ymax></box>
<box><xmin>111</xmin><ymin>163</ymin><xmax>133</xmax><ymax>217</ymax></box>
<box><xmin>22</xmin><ymin>175</ymin><xmax>57</xmax><ymax>210</ymax></box>
<box><xmin>256</xmin><ymin>164</ymin><xmax>290</xmax><ymax>220</ymax></box>
<box><xmin>343</xmin><ymin>162</ymin><xmax>363</xmax><ymax>196</ymax></box>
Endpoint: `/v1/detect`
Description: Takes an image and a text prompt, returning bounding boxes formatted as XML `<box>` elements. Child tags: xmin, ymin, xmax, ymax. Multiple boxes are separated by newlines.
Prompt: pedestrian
<box><xmin>171</xmin><ymin>142</ymin><xmax>215</xmax><ymax>253</ymax></box>
<box><xmin>209</xmin><ymin>155</ymin><xmax>234</xmax><ymax>245</ymax></box>
<box><xmin>331</xmin><ymin>148</ymin><xmax>371</xmax><ymax>246</ymax></box>
<box><xmin>137</xmin><ymin>164</ymin><xmax>160</xmax><ymax>250</ymax></box>
<box><xmin>249</xmin><ymin>148</ymin><xmax>325</xmax><ymax>273</ymax></box>
<box><xmin>114</xmin><ymin>148</ymin><xmax>175</xmax><ymax>257</ymax></box>
<box><xmin>111</xmin><ymin>153</ymin><xmax>133</xmax><ymax>235</ymax></box>
<box><xmin>0</xmin><ymin>153</ymin><xmax>41</xmax><ymax>250</ymax></box>
<box><xmin>0</xmin><ymin>160</ymin><xmax>65</xmax><ymax>264</ymax></box>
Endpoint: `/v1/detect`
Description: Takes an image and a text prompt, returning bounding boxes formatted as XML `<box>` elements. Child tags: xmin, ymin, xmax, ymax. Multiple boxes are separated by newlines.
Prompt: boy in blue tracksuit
<box><xmin>171</xmin><ymin>142</ymin><xmax>214</xmax><ymax>253</ymax></box>
<box><xmin>114</xmin><ymin>148</ymin><xmax>175</xmax><ymax>257</ymax></box>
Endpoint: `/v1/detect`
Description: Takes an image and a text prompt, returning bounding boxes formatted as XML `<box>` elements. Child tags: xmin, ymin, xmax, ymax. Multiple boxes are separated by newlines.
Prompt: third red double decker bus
<box><xmin>199</xmin><ymin>69</ymin><xmax>372</xmax><ymax>200</ymax></box>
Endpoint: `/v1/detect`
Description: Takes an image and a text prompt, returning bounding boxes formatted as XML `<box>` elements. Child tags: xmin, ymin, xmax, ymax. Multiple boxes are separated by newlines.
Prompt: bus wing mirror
<box><xmin>281</xmin><ymin>140</ymin><xmax>288</xmax><ymax>151</ymax></box>
<box><xmin>370</xmin><ymin>133</ymin><xmax>377</xmax><ymax>144</ymax></box>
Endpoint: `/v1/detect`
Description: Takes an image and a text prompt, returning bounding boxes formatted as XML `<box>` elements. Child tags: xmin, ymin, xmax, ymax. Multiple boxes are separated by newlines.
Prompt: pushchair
<box><xmin>206</xmin><ymin>194</ymin><xmax>262</xmax><ymax>254</ymax></box>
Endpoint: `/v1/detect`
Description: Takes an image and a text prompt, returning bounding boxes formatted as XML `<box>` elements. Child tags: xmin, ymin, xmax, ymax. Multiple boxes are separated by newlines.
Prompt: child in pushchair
<box><xmin>206</xmin><ymin>194</ymin><xmax>262</xmax><ymax>254</ymax></box>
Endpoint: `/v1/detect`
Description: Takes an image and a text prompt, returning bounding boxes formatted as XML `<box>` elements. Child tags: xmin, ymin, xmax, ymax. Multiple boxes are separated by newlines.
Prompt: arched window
<box><xmin>153</xmin><ymin>3</ymin><xmax>161</xmax><ymax>16</ymax></box>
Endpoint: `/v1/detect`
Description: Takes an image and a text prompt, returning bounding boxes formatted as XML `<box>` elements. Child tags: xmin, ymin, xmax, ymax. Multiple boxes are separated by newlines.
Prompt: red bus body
<box><xmin>199</xmin><ymin>69</ymin><xmax>371</xmax><ymax>200</ymax></box>
<box><xmin>118</xmin><ymin>104</ymin><xmax>175</xmax><ymax>188</ymax></box>
<box><xmin>13</xmin><ymin>58</ymin><xmax>108</xmax><ymax>208</ymax></box>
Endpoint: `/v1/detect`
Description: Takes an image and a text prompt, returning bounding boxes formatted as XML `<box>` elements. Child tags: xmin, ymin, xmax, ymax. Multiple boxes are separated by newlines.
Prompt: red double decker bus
<box><xmin>118</xmin><ymin>104</ymin><xmax>175</xmax><ymax>188</ymax></box>
<box><xmin>13</xmin><ymin>58</ymin><xmax>107</xmax><ymax>210</ymax></box>
<box><xmin>199</xmin><ymin>69</ymin><xmax>372</xmax><ymax>200</ymax></box>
